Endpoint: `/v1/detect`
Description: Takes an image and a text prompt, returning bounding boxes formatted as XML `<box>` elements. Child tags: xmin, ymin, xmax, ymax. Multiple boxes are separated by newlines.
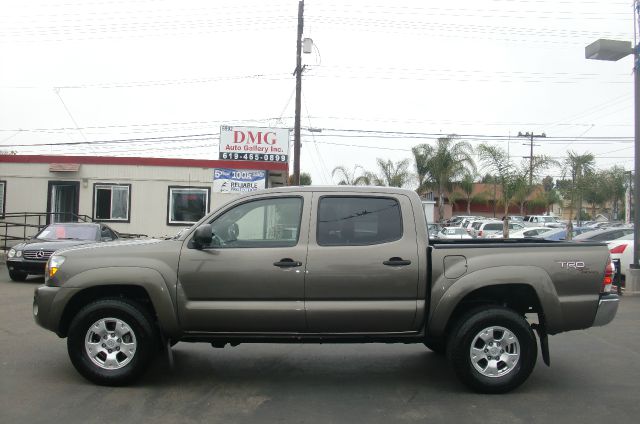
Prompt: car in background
<box><xmin>523</xmin><ymin>215</ymin><xmax>564</xmax><ymax>228</ymax></box>
<box><xmin>509</xmin><ymin>215</ymin><xmax>524</xmax><ymax>222</ymax></box>
<box><xmin>6</xmin><ymin>222</ymin><xmax>119</xmax><ymax>281</ymax></box>
<box><xmin>572</xmin><ymin>227</ymin><xmax>634</xmax><ymax>243</ymax></box>
<box><xmin>427</xmin><ymin>223</ymin><xmax>443</xmax><ymax>239</ymax></box>
<box><xmin>434</xmin><ymin>226</ymin><xmax>473</xmax><ymax>239</ymax></box>
<box><xmin>474</xmin><ymin>221</ymin><xmax>525</xmax><ymax>238</ymax></box>
<box><xmin>607</xmin><ymin>233</ymin><xmax>634</xmax><ymax>278</ymax></box>
<box><xmin>532</xmin><ymin>227</ymin><xmax>567</xmax><ymax>241</ymax></box>
<box><xmin>506</xmin><ymin>226</ymin><xmax>555</xmax><ymax>239</ymax></box>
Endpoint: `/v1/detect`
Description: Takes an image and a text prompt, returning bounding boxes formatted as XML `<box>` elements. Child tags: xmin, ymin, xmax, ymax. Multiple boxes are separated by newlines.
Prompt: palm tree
<box><xmin>331</xmin><ymin>165</ymin><xmax>371</xmax><ymax>185</ymax></box>
<box><xmin>366</xmin><ymin>158</ymin><xmax>412</xmax><ymax>187</ymax></box>
<box><xmin>412</xmin><ymin>136</ymin><xmax>475</xmax><ymax>221</ymax></box>
<box><xmin>477</xmin><ymin>144</ymin><xmax>517</xmax><ymax>237</ymax></box>
<box><xmin>518</xmin><ymin>155</ymin><xmax>560</xmax><ymax>214</ymax></box>
<box><xmin>563</xmin><ymin>151</ymin><xmax>595</xmax><ymax>231</ymax></box>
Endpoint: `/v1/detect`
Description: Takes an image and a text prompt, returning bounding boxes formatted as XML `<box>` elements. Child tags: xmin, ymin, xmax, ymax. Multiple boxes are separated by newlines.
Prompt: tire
<box><xmin>67</xmin><ymin>298</ymin><xmax>158</xmax><ymax>386</ymax></box>
<box><xmin>423</xmin><ymin>338</ymin><xmax>446</xmax><ymax>355</ymax></box>
<box><xmin>446</xmin><ymin>306</ymin><xmax>537</xmax><ymax>394</ymax></box>
<box><xmin>8</xmin><ymin>270</ymin><xmax>28</xmax><ymax>282</ymax></box>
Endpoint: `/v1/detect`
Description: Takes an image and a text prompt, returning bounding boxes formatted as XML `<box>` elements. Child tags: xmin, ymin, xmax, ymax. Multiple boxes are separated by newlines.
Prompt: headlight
<box><xmin>46</xmin><ymin>255</ymin><xmax>65</xmax><ymax>280</ymax></box>
<box><xmin>16</xmin><ymin>250</ymin><xmax>22</xmax><ymax>257</ymax></box>
<box><xmin>8</xmin><ymin>248</ymin><xmax>16</xmax><ymax>258</ymax></box>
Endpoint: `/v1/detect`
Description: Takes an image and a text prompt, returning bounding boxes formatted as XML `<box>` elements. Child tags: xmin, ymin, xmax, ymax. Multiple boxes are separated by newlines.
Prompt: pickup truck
<box><xmin>32</xmin><ymin>186</ymin><xmax>619</xmax><ymax>393</ymax></box>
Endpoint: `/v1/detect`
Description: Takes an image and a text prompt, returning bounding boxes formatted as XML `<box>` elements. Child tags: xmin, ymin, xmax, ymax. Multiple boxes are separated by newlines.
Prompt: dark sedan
<box><xmin>6</xmin><ymin>223</ymin><xmax>118</xmax><ymax>281</ymax></box>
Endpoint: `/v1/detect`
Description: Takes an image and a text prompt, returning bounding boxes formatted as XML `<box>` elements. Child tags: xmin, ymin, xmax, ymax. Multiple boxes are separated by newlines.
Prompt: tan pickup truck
<box><xmin>32</xmin><ymin>186</ymin><xmax>619</xmax><ymax>393</ymax></box>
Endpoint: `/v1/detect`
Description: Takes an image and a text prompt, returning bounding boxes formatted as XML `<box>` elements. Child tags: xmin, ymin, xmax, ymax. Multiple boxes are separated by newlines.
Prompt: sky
<box><xmin>0</xmin><ymin>0</ymin><xmax>636</xmax><ymax>186</ymax></box>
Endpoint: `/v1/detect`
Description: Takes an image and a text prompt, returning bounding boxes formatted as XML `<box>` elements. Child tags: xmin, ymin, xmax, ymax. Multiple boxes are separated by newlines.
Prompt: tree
<box><xmin>288</xmin><ymin>172</ymin><xmax>312</xmax><ymax>186</ymax></box>
<box><xmin>331</xmin><ymin>165</ymin><xmax>371</xmax><ymax>185</ymax></box>
<box><xmin>477</xmin><ymin>144</ymin><xmax>518</xmax><ymax>237</ymax></box>
<box><xmin>603</xmin><ymin>166</ymin><xmax>627</xmax><ymax>220</ymax></box>
<box><xmin>562</xmin><ymin>151</ymin><xmax>595</xmax><ymax>231</ymax></box>
<box><xmin>366</xmin><ymin>158</ymin><xmax>412</xmax><ymax>188</ymax></box>
<box><xmin>583</xmin><ymin>170</ymin><xmax>609</xmax><ymax>219</ymax></box>
<box><xmin>536</xmin><ymin>176</ymin><xmax>561</xmax><ymax>214</ymax></box>
<box><xmin>516</xmin><ymin>155</ymin><xmax>559</xmax><ymax>214</ymax></box>
<box><xmin>412</xmin><ymin>136</ymin><xmax>475</xmax><ymax>221</ymax></box>
<box><xmin>450</xmin><ymin>172</ymin><xmax>488</xmax><ymax>215</ymax></box>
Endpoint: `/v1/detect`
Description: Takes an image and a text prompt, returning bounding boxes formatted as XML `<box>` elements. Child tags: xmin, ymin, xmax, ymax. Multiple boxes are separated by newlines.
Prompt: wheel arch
<box><xmin>428</xmin><ymin>266</ymin><xmax>563</xmax><ymax>339</ymax></box>
<box><xmin>57</xmin><ymin>267</ymin><xmax>180</xmax><ymax>339</ymax></box>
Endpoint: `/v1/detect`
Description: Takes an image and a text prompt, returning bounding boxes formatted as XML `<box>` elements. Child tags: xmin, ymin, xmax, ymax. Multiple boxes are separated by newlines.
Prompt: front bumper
<box><xmin>592</xmin><ymin>293</ymin><xmax>620</xmax><ymax>327</ymax></box>
<box><xmin>7</xmin><ymin>258</ymin><xmax>46</xmax><ymax>275</ymax></box>
<box><xmin>33</xmin><ymin>285</ymin><xmax>80</xmax><ymax>336</ymax></box>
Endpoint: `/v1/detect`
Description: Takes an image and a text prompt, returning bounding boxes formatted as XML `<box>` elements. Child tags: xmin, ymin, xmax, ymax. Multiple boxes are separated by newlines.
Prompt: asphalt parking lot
<box><xmin>1</xmin><ymin>265</ymin><xmax>639</xmax><ymax>424</ymax></box>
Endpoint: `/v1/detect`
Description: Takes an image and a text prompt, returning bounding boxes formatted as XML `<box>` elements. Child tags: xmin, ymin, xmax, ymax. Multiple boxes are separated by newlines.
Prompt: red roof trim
<box><xmin>0</xmin><ymin>155</ymin><xmax>288</xmax><ymax>172</ymax></box>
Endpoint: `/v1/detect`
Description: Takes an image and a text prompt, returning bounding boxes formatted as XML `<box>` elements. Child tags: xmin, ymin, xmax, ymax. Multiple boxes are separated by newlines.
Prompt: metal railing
<box><xmin>0</xmin><ymin>212</ymin><xmax>94</xmax><ymax>250</ymax></box>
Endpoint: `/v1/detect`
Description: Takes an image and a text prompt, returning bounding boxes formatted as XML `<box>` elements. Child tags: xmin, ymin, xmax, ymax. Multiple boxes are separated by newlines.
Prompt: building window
<box><xmin>0</xmin><ymin>181</ymin><xmax>5</xmax><ymax>218</ymax></box>
<box><xmin>93</xmin><ymin>184</ymin><xmax>131</xmax><ymax>222</ymax></box>
<box><xmin>168</xmin><ymin>186</ymin><xmax>210</xmax><ymax>225</ymax></box>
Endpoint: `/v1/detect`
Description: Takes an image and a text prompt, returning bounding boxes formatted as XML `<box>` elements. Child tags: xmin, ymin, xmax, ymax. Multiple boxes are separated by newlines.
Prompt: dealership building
<box><xmin>0</xmin><ymin>126</ymin><xmax>291</xmax><ymax>240</ymax></box>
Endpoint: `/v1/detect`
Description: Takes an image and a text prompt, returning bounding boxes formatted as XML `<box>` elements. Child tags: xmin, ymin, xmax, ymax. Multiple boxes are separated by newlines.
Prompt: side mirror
<box><xmin>193</xmin><ymin>224</ymin><xmax>213</xmax><ymax>248</ymax></box>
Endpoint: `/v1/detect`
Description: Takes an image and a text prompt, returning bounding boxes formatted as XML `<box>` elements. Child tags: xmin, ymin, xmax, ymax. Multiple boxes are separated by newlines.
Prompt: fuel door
<box><xmin>444</xmin><ymin>255</ymin><xmax>468</xmax><ymax>279</ymax></box>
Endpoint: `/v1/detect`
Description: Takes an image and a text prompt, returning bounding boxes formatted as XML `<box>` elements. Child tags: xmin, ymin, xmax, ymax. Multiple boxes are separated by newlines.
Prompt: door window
<box><xmin>317</xmin><ymin>197</ymin><xmax>402</xmax><ymax>246</ymax></box>
<box><xmin>206</xmin><ymin>197</ymin><xmax>303</xmax><ymax>248</ymax></box>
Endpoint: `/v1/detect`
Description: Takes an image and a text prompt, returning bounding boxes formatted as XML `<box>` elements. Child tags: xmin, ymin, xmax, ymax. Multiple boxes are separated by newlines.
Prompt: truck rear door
<box><xmin>304</xmin><ymin>192</ymin><xmax>420</xmax><ymax>332</ymax></box>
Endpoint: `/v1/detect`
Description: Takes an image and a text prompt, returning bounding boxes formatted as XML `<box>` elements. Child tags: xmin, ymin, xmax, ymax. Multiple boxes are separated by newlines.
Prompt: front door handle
<box><xmin>383</xmin><ymin>257</ymin><xmax>412</xmax><ymax>266</ymax></box>
<box><xmin>273</xmin><ymin>258</ymin><xmax>303</xmax><ymax>268</ymax></box>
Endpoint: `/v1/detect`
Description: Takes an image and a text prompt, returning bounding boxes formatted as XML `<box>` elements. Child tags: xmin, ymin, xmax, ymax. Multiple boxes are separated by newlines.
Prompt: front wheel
<box><xmin>447</xmin><ymin>307</ymin><xmax>537</xmax><ymax>394</ymax></box>
<box><xmin>67</xmin><ymin>298</ymin><xmax>158</xmax><ymax>386</ymax></box>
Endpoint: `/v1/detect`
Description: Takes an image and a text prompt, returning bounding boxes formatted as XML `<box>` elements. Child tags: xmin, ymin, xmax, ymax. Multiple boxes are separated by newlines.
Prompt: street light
<box><xmin>585</xmin><ymin>38</ymin><xmax>640</xmax><ymax>289</ymax></box>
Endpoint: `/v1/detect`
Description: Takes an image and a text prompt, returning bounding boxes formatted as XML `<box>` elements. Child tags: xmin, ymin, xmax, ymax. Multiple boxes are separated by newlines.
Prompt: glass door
<box><xmin>47</xmin><ymin>181</ymin><xmax>80</xmax><ymax>223</ymax></box>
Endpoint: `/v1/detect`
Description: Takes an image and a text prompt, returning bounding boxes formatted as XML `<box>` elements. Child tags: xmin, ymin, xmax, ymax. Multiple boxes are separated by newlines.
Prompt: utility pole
<box><xmin>292</xmin><ymin>0</ymin><xmax>304</xmax><ymax>185</ymax></box>
<box><xmin>518</xmin><ymin>131</ymin><xmax>546</xmax><ymax>187</ymax></box>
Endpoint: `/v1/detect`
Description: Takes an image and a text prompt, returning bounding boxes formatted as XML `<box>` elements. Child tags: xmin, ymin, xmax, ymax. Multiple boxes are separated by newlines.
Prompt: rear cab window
<box><xmin>317</xmin><ymin>196</ymin><xmax>402</xmax><ymax>246</ymax></box>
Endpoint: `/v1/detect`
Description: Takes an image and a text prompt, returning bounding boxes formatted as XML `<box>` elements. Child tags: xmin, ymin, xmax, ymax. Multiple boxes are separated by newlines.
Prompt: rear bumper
<box><xmin>592</xmin><ymin>294</ymin><xmax>620</xmax><ymax>327</ymax></box>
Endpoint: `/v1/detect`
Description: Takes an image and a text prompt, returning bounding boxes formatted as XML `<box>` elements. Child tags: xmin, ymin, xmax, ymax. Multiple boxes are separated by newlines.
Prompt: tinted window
<box><xmin>484</xmin><ymin>223</ymin><xmax>503</xmax><ymax>231</ymax></box>
<box><xmin>207</xmin><ymin>197</ymin><xmax>302</xmax><ymax>248</ymax></box>
<box><xmin>317</xmin><ymin>197</ymin><xmax>402</xmax><ymax>246</ymax></box>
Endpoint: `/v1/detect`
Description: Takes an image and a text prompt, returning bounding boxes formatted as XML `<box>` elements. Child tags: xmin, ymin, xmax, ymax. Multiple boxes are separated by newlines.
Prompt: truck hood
<box><xmin>56</xmin><ymin>238</ymin><xmax>165</xmax><ymax>256</ymax></box>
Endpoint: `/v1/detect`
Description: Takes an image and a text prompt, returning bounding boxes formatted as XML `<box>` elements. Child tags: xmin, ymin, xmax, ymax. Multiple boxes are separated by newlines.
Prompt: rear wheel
<box><xmin>447</xmin><ymin>307</ymin><xmax>537</xmax><ymax>394</ymax></box>
<box><xmin>8</xmin><ymin>270</ymin><xmax>28</xmax><ymax>281</ymax></box>
<box><xmin>67</xmin><ymin>298</ymin><xmax>158</xmax><ymax>386</ymax></box>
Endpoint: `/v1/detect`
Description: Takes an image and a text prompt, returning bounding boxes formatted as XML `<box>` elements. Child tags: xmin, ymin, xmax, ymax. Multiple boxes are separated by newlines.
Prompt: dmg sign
<box><xmin>219</xmin><ymin>125</ymin><xmax>290</xmax><ymax>163</ymax></box>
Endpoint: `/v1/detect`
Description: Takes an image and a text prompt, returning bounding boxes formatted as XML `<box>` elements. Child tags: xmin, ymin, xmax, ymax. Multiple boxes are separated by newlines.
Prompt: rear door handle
<box><xmin>273</xmin><ymin>258</ymin><xmax>303</xmax><ymax>268</ymax></box>
<box><xmin>383</xmin><ymin>257</ymin><xmax>412</xmax><ymax>266</ymax></box>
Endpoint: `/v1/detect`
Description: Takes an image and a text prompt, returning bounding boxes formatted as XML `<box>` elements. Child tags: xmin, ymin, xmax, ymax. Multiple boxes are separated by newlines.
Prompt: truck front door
<box><xmin>304</xmin><ymin>193</ymin><xmax>420</xmax><ymax>333</ymax></box>
<box><xmin>177</xmin><ymin>194</ymin><xmax>310</xmax><ymax>332</ymax></box>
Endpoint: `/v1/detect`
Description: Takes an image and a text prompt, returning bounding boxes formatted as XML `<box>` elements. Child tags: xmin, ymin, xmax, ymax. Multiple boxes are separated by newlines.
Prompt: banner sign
<box><xmin>213</xmin><ymin>168</ymin><xmax>267</xmax><ymax>193</ymax></box>
<box><xmin>219</xmin><ymin>125</ymin><xmax>290</xmax><ymax>163</ymax></box>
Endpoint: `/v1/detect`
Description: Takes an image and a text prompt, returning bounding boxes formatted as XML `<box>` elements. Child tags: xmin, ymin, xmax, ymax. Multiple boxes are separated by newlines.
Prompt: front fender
<box><xmin>63</xmin><ymin>267</ymin><xmax>180</xmax><ymax>337</ymax></box>
<box><xmin>428</xmin><ymin>265</ymin><xmax>563</xmax><ymax>337</ymax></box>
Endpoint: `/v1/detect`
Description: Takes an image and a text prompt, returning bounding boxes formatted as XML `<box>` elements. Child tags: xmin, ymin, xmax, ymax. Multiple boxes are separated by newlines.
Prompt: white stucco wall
<box><xmin>0</xmin><ymin>161</ymin><xmax>274</xmax><ymax>238</ymax></box>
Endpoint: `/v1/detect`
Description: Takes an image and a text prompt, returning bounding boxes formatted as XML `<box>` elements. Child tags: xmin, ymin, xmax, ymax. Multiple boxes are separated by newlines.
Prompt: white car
<box><xmin>507</xmin><ymin>226</ymin><xmax>555</xmax><ymax>239</ymax></box>
<box><xmin>436</xmin><ymin>226</ymin><xmax>473</xmax><ymax>239</ymax></box>
<box><xmin>607</xmin><ymin>233</ymin><xmax>634</xmax><ymax>278</ymax></box>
